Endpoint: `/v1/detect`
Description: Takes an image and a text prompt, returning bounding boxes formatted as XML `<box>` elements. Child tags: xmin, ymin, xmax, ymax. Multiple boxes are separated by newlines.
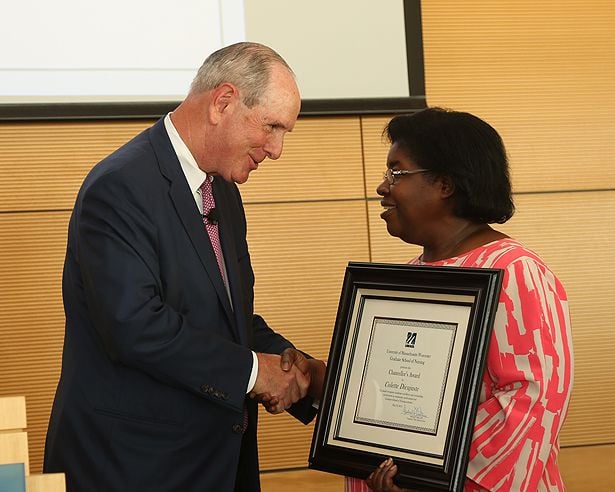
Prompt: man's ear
<box><xmin>210</xmin><ymin>83</ymin><xmax>239</xmax><ymax>122</ymax></box>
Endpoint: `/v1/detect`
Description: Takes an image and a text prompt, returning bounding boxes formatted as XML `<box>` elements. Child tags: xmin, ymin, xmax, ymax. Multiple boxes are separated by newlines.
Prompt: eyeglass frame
<box><xmin>382</xmin><ymin>168</ymin><xmax>429</xmax><ymax>185</ymax></box>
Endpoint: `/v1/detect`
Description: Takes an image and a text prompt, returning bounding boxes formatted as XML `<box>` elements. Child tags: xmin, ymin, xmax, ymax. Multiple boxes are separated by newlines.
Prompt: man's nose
<box><xmin>264</xmin><ymin>134</ymin><xmax>284</xmax><ymax>160</ymax></box>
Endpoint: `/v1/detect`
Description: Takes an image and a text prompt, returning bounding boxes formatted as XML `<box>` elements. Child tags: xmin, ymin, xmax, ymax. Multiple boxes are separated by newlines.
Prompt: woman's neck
<box><xmin>421</xmin><ymin>222</ymin><xmax>506</xmax><ymax>262</ymax></box>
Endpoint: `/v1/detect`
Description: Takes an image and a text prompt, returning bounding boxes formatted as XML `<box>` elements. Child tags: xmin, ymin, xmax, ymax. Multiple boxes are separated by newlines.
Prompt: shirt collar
<box><xmin>164</xmin><ymin>113</ymin><xmax>209</xmax><ymax>193</ymax></box>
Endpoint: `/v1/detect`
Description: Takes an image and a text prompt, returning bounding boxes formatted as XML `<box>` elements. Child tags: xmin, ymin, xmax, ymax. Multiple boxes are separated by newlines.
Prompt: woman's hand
<box><xmin>366</xmin><ymin>458</ymin><xmax>409</xmax><ymax>492</ymax></box>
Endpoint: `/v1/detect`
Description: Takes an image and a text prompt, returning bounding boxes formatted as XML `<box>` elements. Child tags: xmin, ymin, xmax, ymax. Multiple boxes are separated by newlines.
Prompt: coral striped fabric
<box><xmin>345</xmin><ymin>238</ymin><xmax>573</xmax><ymax>492</ymax></box>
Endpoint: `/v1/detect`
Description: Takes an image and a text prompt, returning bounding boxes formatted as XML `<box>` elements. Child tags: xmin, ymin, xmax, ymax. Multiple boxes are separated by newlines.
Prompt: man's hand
<box><xmin>258</xmin><ymin>348</ymin><xmax>327</xmax><ymax>414</ymax></box>
<box><xmin>250</xmin><ymin>352</ymin><xmax>310</xmax><ymax>413</ymax></box>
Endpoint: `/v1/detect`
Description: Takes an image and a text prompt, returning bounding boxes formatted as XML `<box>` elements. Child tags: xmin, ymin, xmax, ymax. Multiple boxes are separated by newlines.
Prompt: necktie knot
<box><xmin>200</xmin><ymin>177</ymin><xmax>214</xmax><ymax>211</ymax></box>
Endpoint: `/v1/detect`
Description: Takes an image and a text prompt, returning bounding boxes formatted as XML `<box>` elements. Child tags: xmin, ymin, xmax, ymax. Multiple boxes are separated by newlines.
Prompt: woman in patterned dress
<box><xmin>347</xmin><ymin>108</ymin><xmax>573</xmax><ymax>492</ymax></box>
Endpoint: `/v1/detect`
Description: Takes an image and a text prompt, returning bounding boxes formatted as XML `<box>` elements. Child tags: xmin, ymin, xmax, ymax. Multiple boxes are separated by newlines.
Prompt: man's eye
<box><xmin>266</xmin><ymin>123</ymin><xmax>284</xmax><ymax>132</ymax></box>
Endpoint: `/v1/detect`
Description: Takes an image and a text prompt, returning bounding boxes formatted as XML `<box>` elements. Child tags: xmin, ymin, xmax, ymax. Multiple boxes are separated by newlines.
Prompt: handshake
<box><xmin>250</xmin><ymin>348</ymin><xmax>326</xmax><ymax>414</ymax></box>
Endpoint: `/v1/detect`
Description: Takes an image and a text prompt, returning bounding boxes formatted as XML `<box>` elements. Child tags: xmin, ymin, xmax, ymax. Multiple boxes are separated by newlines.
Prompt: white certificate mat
<box><xmin>328</xmin><ymin>289</ymin><xmax>473</xmax><ymax>465</ymax></box>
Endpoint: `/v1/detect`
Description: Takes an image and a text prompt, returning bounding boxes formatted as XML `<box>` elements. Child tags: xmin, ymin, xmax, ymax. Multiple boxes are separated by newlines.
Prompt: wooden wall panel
<box><xmin>0</xmin><ymin>121</ymin><xmax>151</xmax><ymax>212</ymax></box>
<box><xmin>0</xmin><ymin>212</ymin><xmax>70</xmax><ymax>472</ymax></box>
<box><xmin>246</xmin><ymin>200</ymin><xmax>370</xmax><ymax>359</ymax></box>
<box><xmin>422</xmin><ymin>0</ymin><xmax>615</xmax><ymax>194</ymax></box>
<box><xmin>240</xmin><ymin>117</ymin><xmax>364</xmax><ymax>203</ymax></box>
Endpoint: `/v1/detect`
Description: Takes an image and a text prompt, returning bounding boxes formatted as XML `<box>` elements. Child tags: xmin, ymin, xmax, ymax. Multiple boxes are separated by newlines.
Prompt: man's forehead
<box><xmin>257</xmin><ymin>82</ymin><xmax>300</xmax><ymax>130</ymax></box>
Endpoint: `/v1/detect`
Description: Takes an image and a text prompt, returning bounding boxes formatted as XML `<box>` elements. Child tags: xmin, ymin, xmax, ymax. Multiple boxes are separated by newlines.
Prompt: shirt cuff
<box><xmin>246</xmin><ymin>351</ymin><xmax>258</xmax><ymax>394</ymax></box>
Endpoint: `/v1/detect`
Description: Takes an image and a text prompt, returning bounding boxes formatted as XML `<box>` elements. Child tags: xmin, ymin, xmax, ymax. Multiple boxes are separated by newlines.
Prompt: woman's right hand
<box><xmin>366</xmin><ymin>458</ymin><xmax>410</xmax><ymax>492</ymax></box>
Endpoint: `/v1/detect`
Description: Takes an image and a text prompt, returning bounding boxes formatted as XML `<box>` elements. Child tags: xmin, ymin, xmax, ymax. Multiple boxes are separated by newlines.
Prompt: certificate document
<box><xmin>355</xmin><ymin>317</ymin><xmax>456</xmax><ymax>435</ymax></box>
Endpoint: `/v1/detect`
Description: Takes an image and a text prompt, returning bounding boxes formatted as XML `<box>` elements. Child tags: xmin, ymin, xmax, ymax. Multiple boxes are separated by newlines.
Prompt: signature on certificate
<box><xmin>403</xmin><ymin>404</ymin><xmax>427</xmax><ymax>420</ymax></box>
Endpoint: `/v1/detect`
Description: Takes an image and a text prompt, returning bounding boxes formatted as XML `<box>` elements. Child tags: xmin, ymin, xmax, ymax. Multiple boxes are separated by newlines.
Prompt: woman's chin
<box><xmin>384</xmin><ymin>222</ymin><xmax>402</xmax><ymax>240</ymax></box>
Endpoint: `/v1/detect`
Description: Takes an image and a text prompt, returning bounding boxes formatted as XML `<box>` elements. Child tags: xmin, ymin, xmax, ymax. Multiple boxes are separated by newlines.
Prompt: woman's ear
<box><xmin>439</xmin><ymin>175</ymin><xmax>455</xmax><ymax>199</ymax></box>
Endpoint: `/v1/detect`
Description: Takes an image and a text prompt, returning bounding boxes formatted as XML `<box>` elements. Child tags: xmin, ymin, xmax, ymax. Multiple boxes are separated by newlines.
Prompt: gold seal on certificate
<box><xmin>309</xmin><ymin>262</ymin><xmax>502</xmax><ymax>492</ymax></box>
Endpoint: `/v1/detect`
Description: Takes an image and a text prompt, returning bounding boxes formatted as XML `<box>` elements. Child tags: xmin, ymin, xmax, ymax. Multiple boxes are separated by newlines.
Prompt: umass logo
<box><xmin>405</xmin><ymin>332</ymin><xmax>417</xmax><ymax>348</ymax></box>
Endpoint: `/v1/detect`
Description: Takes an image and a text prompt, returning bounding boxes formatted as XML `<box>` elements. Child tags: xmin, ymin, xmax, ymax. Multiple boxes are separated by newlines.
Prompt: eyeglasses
<box><xmin>383</xmin><ymin>168</ymin><xmax>429</xmax><ymax>185</ymax></box>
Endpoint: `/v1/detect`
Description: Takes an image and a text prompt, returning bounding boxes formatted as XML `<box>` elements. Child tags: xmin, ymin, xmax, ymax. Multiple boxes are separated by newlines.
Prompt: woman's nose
<box><xmin>376</xmin><ymin>178</ymin><xmax>390</xmax><ymax>196</ymax></box>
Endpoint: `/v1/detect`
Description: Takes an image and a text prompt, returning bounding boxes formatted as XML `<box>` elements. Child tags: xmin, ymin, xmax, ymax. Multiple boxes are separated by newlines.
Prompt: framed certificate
<box><xmin>309</xmin><ymin>262</ymin><xmax>503</xmax><ymax>492</ymax></box>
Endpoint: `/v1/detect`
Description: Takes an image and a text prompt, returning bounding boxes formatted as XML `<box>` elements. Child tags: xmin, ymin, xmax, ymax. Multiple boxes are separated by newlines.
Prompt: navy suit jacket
<box><xmin>44</xmin><ymin>119</ymin><xmax>316</xmax><ymax>491</ymax></box>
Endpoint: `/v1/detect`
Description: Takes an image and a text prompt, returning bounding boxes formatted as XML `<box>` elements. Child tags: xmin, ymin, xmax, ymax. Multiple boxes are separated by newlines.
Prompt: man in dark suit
<box><xmin>44</xmin><ymin>42</ymin><xmax>325</xmax><ymax>491</ymax></box>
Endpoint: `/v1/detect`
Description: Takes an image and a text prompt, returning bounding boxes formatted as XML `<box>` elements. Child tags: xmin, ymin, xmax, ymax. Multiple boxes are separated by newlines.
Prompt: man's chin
<box><xmin>232</xmin><ymin>170</ymin><xmax>252</xmax><ymax>185</ymax></box>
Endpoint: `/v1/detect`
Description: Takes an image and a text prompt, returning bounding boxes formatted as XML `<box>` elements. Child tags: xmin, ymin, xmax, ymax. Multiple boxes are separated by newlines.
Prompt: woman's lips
<box><xmin>380</xmin><ymin>203</ymin><xmax>396</xmax><ymax>219</ymax></box>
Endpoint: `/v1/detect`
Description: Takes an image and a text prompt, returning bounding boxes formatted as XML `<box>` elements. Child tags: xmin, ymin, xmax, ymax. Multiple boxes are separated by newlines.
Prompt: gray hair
<box><xmin>189</xmin><ymin>42</ymin><xmax>294</xmax><ymax>107</ymax></box>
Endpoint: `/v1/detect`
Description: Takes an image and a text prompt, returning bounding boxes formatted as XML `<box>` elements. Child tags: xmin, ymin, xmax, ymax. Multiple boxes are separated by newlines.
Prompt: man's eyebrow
<box><xmin>270</xmin><ymin>120</ymin><xmax>294</xmax><ymax>132</ymax></box>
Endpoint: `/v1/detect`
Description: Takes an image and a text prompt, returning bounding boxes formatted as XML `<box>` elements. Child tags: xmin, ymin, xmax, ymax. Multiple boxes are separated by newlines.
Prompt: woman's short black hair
<box><xmin>385</xmin><ymin>107</ymin><xmax>515</xmax><ymax>224</ymax></box>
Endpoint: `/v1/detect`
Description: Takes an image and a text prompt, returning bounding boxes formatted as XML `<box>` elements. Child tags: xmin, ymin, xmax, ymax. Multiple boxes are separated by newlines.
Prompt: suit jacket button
<box><xmin>200</xmin><ymin>385</ymin><xmax>210</xmax><ymax>394</ymax></box>
<box><xmin>232</xmin><ymin>424</ymin><xmax>243</xmax><ymax>434</ymax></box>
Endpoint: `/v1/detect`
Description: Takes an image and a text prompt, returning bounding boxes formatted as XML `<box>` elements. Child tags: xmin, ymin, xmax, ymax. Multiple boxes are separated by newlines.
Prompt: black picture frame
<box><xmin>309</xmin><ymin>262</ymin><xmax>503</xmax><ymax>492</ymax></box>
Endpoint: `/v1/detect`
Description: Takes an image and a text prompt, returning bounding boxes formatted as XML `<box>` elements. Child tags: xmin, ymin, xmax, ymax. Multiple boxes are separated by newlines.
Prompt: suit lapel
<box><xmin>149</xmin><ymin>120</ymin><xmax>236</xmax><ymax>337</ymax></box>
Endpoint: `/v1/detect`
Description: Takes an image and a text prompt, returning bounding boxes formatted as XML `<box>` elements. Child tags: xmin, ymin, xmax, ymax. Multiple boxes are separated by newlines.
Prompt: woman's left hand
<box><xmin>366</xmin><ymin>458</ymin><xmax>408</xmax><ymax>492</ymax></box>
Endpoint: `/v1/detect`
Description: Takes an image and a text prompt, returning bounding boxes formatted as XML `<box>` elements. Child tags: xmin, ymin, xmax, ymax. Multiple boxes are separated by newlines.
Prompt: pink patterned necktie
<box><xmin>200</xmin><ymin>177</ymin><xmax>226</xmax><ymax>286</ymax></box>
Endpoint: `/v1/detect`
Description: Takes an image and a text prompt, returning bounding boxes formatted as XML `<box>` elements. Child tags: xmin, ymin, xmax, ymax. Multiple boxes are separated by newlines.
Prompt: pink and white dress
<box><xmin>345</xmin><ymin>238</ymin><xmax>573</xmax><ymax>492</ymax></box>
